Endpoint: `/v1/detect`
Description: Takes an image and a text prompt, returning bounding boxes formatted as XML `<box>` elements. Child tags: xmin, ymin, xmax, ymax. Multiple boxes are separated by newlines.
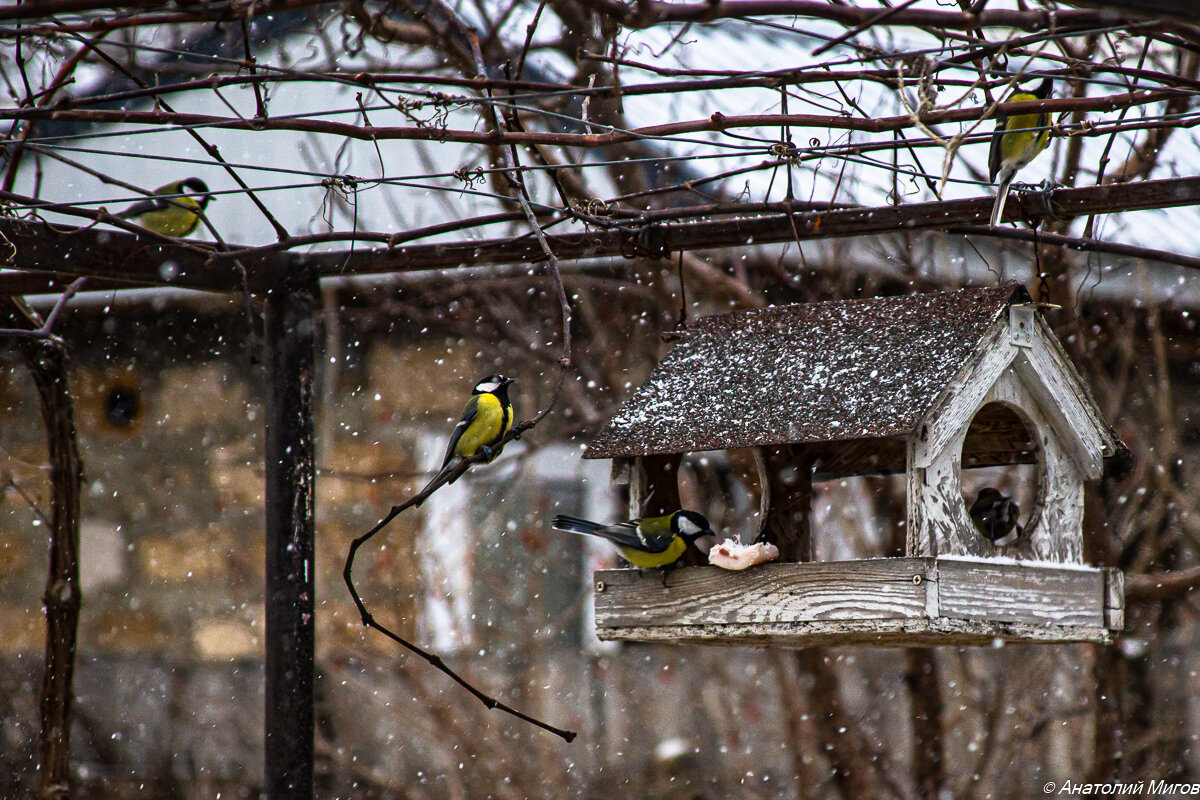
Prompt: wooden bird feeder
<box><xmin>584</xmin><ymin>286</ymin><xmax>1126</xmax><ymax>647</ymax></box>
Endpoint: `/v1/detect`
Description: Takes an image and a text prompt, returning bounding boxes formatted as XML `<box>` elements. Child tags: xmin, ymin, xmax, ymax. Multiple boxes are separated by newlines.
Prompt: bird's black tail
<box><xmin>551</xmin><ymin>514</ymin><xmax>602</xmax><ymax>535</ymax></box>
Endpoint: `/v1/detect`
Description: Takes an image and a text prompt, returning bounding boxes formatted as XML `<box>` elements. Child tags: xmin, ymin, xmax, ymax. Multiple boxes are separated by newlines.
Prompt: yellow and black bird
<box><xmin>551</xmin><ymin>510</ymin><xmax>714</xmax><ymax>569</ymax></box>
<box><xmin>969</xmin><ymin>487</ymin><xmax>1023</xmax><ymax>547</ymax></box>
<box><xmin>423</xmin><ymin>374</ymin><xmax>515</xmax><ymax>492</ymax></box>
<box><xmin>117</xmin><ymin>177</ymin><xmax>213</xmax><ymax>237</ymax></box>
<box><xmin>988</xmin><ymin>77</ymin><xmax>1053</xmax><ymax>227</ymax></box>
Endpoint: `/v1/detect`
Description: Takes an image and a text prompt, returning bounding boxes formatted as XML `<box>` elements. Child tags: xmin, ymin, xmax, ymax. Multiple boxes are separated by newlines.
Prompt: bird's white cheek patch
<box><xmin>476</xmin><ymin>381</ymin><xmax>500</xmax><ymax>393</ymax></box>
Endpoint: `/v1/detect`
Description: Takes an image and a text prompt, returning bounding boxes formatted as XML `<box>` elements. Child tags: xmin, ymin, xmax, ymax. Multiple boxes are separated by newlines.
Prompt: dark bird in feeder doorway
<box><xmin>117</xmin><ymin>177</ymin><xmax>214</xmax><ymax>238</ymax></box>
<box><xmin>422</xmin><ymin>374</ymin><xmax>515</xmax><ymax>493</ymax></box>
<box><xmin>988</xmin><ymin>77</ymin><xmax>1053</xmax><ymax>227</ymax></box>
<box><xmin>551</xmin><ymin>511</ymin><xmax>714</xmax><ymax>570</ymax></box>
<box><xmin>969</xmin><ymin>487</ymin><xmax>1023</xmax><ymax>547</ymax></box>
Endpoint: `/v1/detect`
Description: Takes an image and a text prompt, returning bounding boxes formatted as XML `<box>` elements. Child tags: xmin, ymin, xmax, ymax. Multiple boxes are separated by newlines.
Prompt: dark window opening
<box><xmin>104</xmin><ymin>386</ymin><xmax>142</xmax><ymax>429</ymax></box>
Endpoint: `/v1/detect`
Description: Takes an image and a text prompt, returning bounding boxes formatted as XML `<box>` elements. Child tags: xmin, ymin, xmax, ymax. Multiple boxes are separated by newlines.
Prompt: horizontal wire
<box><xmin>19</xmin><ymin>138</ymin><xmax>778</xmax><ymax>185</ymax></box>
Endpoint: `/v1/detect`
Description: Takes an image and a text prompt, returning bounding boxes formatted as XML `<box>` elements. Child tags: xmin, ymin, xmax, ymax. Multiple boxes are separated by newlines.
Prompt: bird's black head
<box><xmin>672</xmin><ymin>510</ymin><xmax>713</xmax><ymax>542</ymax></box>
<box><xmin>182</xmin><ymin>177</ymin><xmax>213</xmax><ymax>208</ymax></box>
<box><xmin>473</xmin><ymin>374</ymin><xmax>515</xmax><ymax>400</ymax></box>
<box><xmin>1032</xmin><ymin>77</ymin><xmax>1053</xmax><ymax>99</ymax></box>
<box><xmin>975</xmin><ymin>487</ymin><xmax>1003</xmax><ymax>503</ymax></box>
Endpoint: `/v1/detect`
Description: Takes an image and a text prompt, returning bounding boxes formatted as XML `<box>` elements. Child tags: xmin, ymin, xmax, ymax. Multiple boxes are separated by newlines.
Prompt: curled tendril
<box><xmin>340</xmin><ymin>13</ymin><xmax>366</xmax><ymax>58</ymax></box>
<box><xmin>580</xmin><ymin>198</ymin><xmax>614</xmax><ymax>217</ymax></box>
<box><xmin>452</xmin><ymin>166</ymin><xmax>486</xmax><ymax>189</ymax></box>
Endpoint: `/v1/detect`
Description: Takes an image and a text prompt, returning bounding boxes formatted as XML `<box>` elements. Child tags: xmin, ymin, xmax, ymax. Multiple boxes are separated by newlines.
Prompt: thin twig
<box><xmin>341</xmin><ymin>31</ymin><xmax>577</xmax><ymax>744</ymax></box>
<box><xmin>0</xmin><ymin>278</ymin><xmax>86</xmax><ymax>340</ymax></box>
<box><xmin>5</xmin><ymin>476</ymin><xmax>52</xmax><ymax>528</ymax></box>
<box><xmin>239</xmin><ymin>17</ymin><xmax>268</xmax><ymax>120</ymax></box>
<box><xmin>340</xmin><ymin>418</ymin><xmax>574</xmax><ymax>741</ymax></box>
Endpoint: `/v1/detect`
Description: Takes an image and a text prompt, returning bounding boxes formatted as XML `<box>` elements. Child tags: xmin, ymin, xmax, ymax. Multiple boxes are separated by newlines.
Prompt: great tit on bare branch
<box><xmin>552</xmin><ymin>510</ymin><xmax>713</xmax><ymax>569</ymax></box>
<box><xmin>117</xmin><ymin>177</ymin><xmax>213</xmax><ymax>238</ymax></box>
<box><xmin>969</xmin><ymin>487</ymin><xmax>1023</xmax><ymax>547</ymax></box>
<box><xmin>989</xmin><ymin>78</ymin><xmax>1053</xmax><ymax>227</ymax></box>
<box><xmin>422</xmin><ymin>374</ymin><xmax>515</xmax><ymax>493</ymax></box>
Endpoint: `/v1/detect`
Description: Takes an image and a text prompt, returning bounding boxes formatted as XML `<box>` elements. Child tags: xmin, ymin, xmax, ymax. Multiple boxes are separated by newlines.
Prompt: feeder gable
<box><xmin>914</xmin><ymin>306</ymin><xmax>1119</xmax><ymax>479</ymax></box>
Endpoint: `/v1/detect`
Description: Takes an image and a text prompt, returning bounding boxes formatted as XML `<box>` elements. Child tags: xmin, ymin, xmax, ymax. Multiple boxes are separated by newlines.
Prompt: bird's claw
<box><xmin>1011</xmin><ymin>179</ymin><xmax>1058</xmax><ymax>194</ymax></box>
<box><xmin>1027</xmin><ymin>179</ymin><xmax>1064</xmax><ymax>221</ymax></box>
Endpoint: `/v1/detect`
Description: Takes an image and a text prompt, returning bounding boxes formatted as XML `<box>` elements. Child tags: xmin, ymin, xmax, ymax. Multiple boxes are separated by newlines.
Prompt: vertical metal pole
<box><xmin>262</xmin><ymin>272</ymin><xmax>317</xmax><ymax>800</ymax></box>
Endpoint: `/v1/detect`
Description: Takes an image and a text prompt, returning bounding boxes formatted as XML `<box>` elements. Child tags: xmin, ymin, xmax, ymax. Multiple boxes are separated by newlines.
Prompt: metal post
<box><xmin>262</xmin><ymin>271</ymin><xmax>317</xmax><ymax>799</ymax></box>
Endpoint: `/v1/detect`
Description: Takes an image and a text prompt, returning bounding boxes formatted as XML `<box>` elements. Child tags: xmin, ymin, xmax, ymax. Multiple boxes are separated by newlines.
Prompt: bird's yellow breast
<box><xmin>617</xmin><ymin>535</ymin><xmax>686</xmax><ymax>569</ymax></box>
<box><xmin>454</xmin><ymin>393</ymin><xmax>509</xmax><ymax>459</ymax></box>
<box><xmin>1000</xmin><ymin>109</ymin><xmax>1049</xmax><ymax>164</ymax></box>
<box><xmin>134</xmin><ymin>197</ymin><xmax>204</xmax><ymax>237</ymax></box>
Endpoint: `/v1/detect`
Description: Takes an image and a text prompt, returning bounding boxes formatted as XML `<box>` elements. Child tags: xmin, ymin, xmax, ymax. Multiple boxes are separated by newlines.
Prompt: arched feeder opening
<box><xmin>959</xmin><ymin>401</ymin><xmax>1044</xmax><ymax>550</ymax></box>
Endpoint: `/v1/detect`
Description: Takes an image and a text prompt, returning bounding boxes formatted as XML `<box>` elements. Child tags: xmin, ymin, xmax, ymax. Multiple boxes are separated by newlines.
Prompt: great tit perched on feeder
<box><xmin>551</xmin><ymin>510</ymin><xmax>714</xmax><ymax>569</ymax></box>
<box><xmin>117</xmin><ymin>177</ymin><xmax>214</xmax><ymax>238</ymax></box>
<box><xmin>424</xmin><ymin>374</ymin><xmax>515</xmax><ymax>491</ymax></box>
<box><xmin>969</xmin><ymin>487</ymin><xmax>1023</xmax><ymax>547</ymax></box>
<box><xmin>988</xmin><ymin>77</ymin><xmax>1053</xmax><ymax>227</ymax></box>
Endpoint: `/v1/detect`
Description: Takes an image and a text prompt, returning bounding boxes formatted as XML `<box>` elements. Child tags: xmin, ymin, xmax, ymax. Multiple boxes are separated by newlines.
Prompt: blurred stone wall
<box><xmin>0</xmin><ymin>299</ymin><xmax>480</xmax><ymax>797</ymax></box>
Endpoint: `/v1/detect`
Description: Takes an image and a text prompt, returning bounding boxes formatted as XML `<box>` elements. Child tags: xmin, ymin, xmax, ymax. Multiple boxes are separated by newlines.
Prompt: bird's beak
<box><xmin>503</xmin><ymin>377</ymin><xmax>516</xmax><ymax>385</ymax></box>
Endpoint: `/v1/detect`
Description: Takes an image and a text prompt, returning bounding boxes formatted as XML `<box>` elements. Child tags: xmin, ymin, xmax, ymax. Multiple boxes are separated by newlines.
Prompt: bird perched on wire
<box><xmin>551</xmin><ymin>510</ymin><xmax>714</xmax><ymax>570</ymax></box>
<box><xmin>969</xmin><ymin>487</ymin><xmax>1023</xmax><ymax>547</ymax></box>
<box><xmin>420</xmin><ymin>374</ymin><xmax>515</xmax><ymax>495</ymax></box>
<box><xmin>988</xmin><ymin>77</ymin><xmax>1053</xmax><ymax>227</ymax></box>
<box><xmin>117</xmin><ymin>177</ymin><xmax>213</xmax><ymax>237</ymax></box>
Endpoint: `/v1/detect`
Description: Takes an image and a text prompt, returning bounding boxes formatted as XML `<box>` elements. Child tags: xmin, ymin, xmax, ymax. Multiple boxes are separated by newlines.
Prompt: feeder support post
<box><xmin>262</xmin><ymin>268</ymin><xmax>318</xmax><ymax>800</ymax></box>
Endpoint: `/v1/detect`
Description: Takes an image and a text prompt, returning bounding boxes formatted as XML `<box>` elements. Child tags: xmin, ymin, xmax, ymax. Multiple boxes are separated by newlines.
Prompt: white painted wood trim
<box><xmin>935</xmin><ymin>558</ymin><xmax>1103</xmax><ymax>626</ymax></box>
<box><xmin>1009</xmin><ymin>304</ymin><xmax>1035</xmax><ymax>348</ymax></box>
<box><xmin>593</xmin><ymin>558</ymin><xmax>1114</xmax><ymax>647</ymax></box>
<box><xmin>1104</xmin><ymin>568</ymin><xmax>1126</xmax><ymax>631</ymax></box>
<box><xmin>610</xmin><ymin>456</ymin><xmax>632</xmax><ymax>486</ymax></box>
<box><xmin>1032</xmin><ymin>316</ymin><xmax>1119</xmax><ymax>456</ymax></box>
<box><xmin>595</xmin><ymin>620</ymin><xmax>1113</xmax><ymax>647</ymax></box>
<box><xmin>915</xmin><ymin>318</ymin><xmax>1016</xmax><ymax>469</ymax></box>
<box><xmin>908</xmin><ymin>367</ymin><xmax>1086</xmax><ymax>563</ymax></box>
<box><xmin>1010</xmin><ymin>352</ymin><xmax>1101</xmax><ymax>478</ymax></box>
<box><xmin>627</xmin><ymin>456</ymin><xmax>645</xmax><ymax>519</ymax></box>
<box><xmin>1017</xmin><ymin>332</ymin><xmax>1105</xmax><ymax>476</ymax></box>
<box><xmin>594</xmin><ymin>560</ymin><xmax>929</xmax><ymax>628</ymax></box>
<box><xmin>923</xmin><ymin>561</ymin><xmax>940</xmax><ymax>618</ymax></box>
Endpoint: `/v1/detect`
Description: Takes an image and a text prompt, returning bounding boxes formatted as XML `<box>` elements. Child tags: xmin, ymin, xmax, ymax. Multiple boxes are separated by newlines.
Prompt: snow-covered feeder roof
<box><xmin>585</xmin><ymin>285</ymin><xmax>1120</xmax><ymax>477</ymax></box>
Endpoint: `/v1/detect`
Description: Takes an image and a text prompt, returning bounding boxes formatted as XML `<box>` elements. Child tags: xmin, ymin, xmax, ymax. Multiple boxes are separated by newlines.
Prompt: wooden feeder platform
<box><xmin>593</xmin><ymin>557</ymin><xmax>1124</xmax><ymax>647</ymax></box>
